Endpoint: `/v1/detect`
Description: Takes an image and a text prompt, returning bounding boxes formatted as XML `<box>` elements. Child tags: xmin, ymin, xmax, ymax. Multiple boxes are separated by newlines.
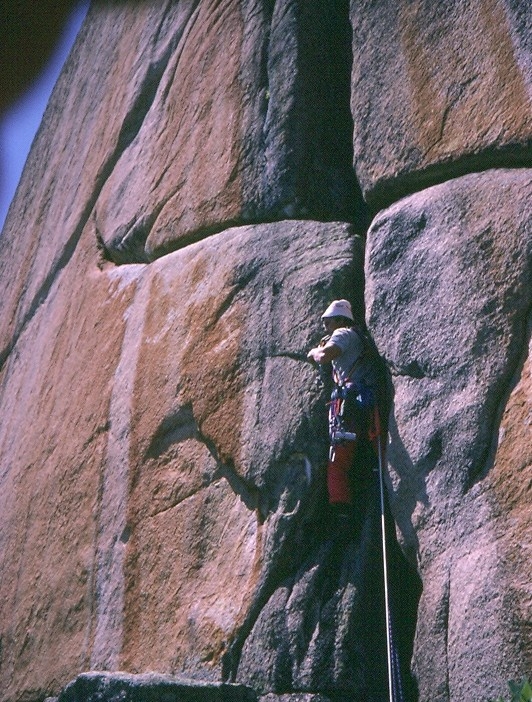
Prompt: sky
<box><xmin>0</xmin><ymin>2</ymin><xmax>89</xmax><ymax>232</ymax></box>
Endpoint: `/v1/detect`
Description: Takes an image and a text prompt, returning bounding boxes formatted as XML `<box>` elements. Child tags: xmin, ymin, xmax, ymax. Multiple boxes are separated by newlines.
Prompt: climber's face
<box><xmin>322</xmin><ymin>317</ymin><xmax>344</xmax><ymax>333</ymax></box>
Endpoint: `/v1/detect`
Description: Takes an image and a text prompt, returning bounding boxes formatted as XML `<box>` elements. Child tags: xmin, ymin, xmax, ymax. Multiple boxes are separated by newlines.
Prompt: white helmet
<box><xmin>321</xmin><ymin>299</ymin><xmax>354</xmax><ymax>320</ymax></box>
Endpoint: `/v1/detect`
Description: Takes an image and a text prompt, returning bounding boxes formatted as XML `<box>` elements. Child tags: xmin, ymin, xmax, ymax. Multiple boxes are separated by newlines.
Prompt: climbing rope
<box><xmin>375</xmin><ymin>407</ymin><xmax>405</xmax><ymax>702</ymax></box>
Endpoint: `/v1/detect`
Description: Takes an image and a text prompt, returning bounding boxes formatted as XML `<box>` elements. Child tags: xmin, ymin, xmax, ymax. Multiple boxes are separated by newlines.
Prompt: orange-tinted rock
<box><xmin>0</xmin><ymin>2</ymin><xmax>175</xmax><ymax>363</ymax></box>
<box><xmin>0</xmin><ymin>0</ymin><xmax>357</xmax><ymax>359</ymax></box>
<box><xmin>87</xmin><ymin>0</ymin><xmax>357</xmax><ymax>263</ymax></box>
<box><xmin>0</xmin><ymin>219</ymin><xmax>364</xmax><ymax>700</ymax></box>
<box><xmin>351</xmin><ymin>0</ymin><xmax>532</xmax><ymax>209</ymax></box>
<box><xmin>1</xmin><ymin>1</ymin><xmax>531</xmax><ymax>701</ymax></box>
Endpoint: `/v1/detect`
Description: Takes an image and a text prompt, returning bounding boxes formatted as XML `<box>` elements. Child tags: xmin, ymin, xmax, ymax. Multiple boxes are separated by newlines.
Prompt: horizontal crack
<box><xmin>270</xmin><ymin>350</ymin><xmax>307</xmax><ymax>362</ymax></box>
<box><xmin>390</xmin><ymin>359</ymin><xmax>429</xmax><ymax>379</ymax></box>
<box><xmin>366</xmin><ymin>152</ymin><xmax>532</xmax><ymax>217</ymax></box>
<box><xmin>148</xmin><ymin>479</ymin><xmax>219</xmax><ymax>519</ymax></box>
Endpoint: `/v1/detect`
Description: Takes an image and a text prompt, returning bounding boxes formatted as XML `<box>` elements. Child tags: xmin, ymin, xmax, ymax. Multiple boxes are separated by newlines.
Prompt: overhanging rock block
<box><xmin>351</xmin><ymin>0</ymin><xmax>532</xmax><ymax>209</ymax></box>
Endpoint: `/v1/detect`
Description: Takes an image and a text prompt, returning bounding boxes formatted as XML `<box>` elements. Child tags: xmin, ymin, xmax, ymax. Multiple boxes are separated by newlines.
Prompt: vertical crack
<box><xmin>260</xmin><ymin>0</ymin><xmax>363</xmax><ymax>223</ymax></box>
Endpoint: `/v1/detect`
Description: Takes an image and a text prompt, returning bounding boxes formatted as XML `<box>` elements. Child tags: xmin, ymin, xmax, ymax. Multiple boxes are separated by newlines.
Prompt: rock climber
<box><xmin>307</xmin><ymin>299</ymin><xmax>378</xmax><ymax>522</ymax></box>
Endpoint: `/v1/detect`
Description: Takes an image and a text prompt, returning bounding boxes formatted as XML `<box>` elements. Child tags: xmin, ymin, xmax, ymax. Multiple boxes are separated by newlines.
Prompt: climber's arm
<box><xmin>307</xmin><ymin>341</ymin><xmax>342</xmax><ymax>365</ymax></box>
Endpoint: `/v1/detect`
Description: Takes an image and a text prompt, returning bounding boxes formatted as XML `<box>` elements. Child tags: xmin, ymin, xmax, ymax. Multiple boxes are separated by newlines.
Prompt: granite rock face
<box><xmin>0</xmin><ymin>1</ymin><xmax>531</xmax><ymax>702</ymax></box>
<box><xmin>351</xmin><ymin>0</ymin><xmax>532</xmax><ymax>210</ymax></box>
<box><xmin>90</xmin><ymin>0</ymin><xmax>358</xmax><ymax>263</ymax></box>
<box><xmin>0</xmin><ymin>217</ymin><xmax>379</xmax><ymax>701</ymax></box>
<box><xmin>365</xmin><ymin>168</ymin><xmax>532</xmax><ymax>700</ymax></box>
<box><xmin>0</xmin><ymin>0</ymin><xmax>357</xmax><ymax>357</ymax></box>
<box><xmin>52</xmin><ymin>671</ymin><xmax>336</xmax><ymax>702</ymax></box>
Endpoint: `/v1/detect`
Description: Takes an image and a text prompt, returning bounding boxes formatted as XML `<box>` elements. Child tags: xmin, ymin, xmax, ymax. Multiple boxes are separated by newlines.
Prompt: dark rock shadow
<box><xmin>224</xmin><ymin>442</ymin><xmax>421</xmax><ymax>702</ymax></box>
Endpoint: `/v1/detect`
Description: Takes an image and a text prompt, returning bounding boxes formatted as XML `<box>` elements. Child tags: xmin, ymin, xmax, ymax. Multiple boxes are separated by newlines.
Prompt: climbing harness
<box><xmin>373</xmin><ymin>406</ymin><xmax>405</xmax><ymax>702</ymax></box>
<box><xmin>328</xmin><ymin>331</ymin><xmax>373</xmax><ymax>447</ymax></box>
<box><xmin>328</xmin><ymin>384</ymin><xmax>359</xmax><ymax>458</ymax></box>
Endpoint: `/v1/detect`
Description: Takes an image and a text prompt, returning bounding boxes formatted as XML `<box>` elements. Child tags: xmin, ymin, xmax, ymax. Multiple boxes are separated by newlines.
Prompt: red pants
<box><xmin>326</xmin><ymin>386</ymin><xmax>381</xmax><ymax>505</ymax></box>
<box><xmin>327</xmin><ymin>440</ymin><xmax>359</xmax><ymax>504</ymax></box>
